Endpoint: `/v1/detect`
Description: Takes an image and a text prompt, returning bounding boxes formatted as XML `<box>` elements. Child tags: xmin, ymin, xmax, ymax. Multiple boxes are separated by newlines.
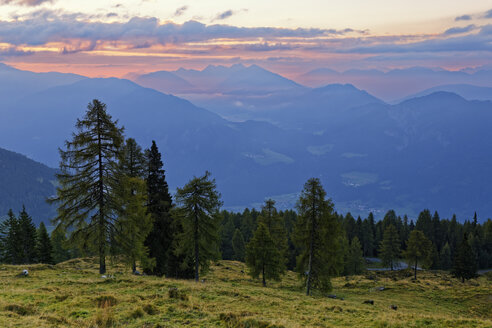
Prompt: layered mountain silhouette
<box><xmin>1</xmin><ymin>63</ymin><xmax>491</xmax><ymax>222</ymax></box>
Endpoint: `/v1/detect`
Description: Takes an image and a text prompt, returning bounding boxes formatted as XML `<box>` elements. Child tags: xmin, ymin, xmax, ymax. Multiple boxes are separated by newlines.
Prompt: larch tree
<box><xmin>293</xmin><ymin>178</ymin><xmax>341</xmax><ymax>295</ymax></box>
<box><xmin>246</xmin><ymin>223</ymin><xmax>283</xmax><ymax>286</ymax></box>
<box><xmin>36</xmin><ymin>222</ymin><xmax>53</xmax><ymax>264</ymax></box>
<box><xmin>49</xmin><ymin>99</ymin><xmax>124</xmax><ymax>274</ymax></box>
<box><xmin>379</xmin><ymin>224</ymin><xmax>401</xmax><ymax>270</ymax></box>
<box><xmin>174</xmin><ymin>171</ymin><xmax>222</xmax><ymax>282</ymax></box>
<box><xmin>144</xmin><ymin>141</ymin><xmax>174</xmax><ymax>276</ymax></box>
<box><xmin>402</xmin><ymin>230</ymin><xmax>432</xmax><ymax>279</ymax></box>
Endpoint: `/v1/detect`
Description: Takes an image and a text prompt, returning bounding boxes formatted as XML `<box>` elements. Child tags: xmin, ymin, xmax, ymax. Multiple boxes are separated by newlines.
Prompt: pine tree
<box><xmin>36</xmin><ymin>222</ymin><xmax>53</xmax><ymax>264</ymax></box>
<box><xmin>452</xmin><ymin>234</ymin><xmax>477</xmax><ymax>282</ymax></box>
<box><xmin>220</xmin><ymin>216</ymin><xmax>236</xmax><ymax>260</ymax></box>
<box><xmin>232</xmin><ymin>229</ymin><xmax>246</xmax><ymax>262</ymax></box>
<box><xmin>439</xmin><ymin>242</ymin><xmax>452</xmax><ymax>270</ymax></box>
<box><xmin>174</xmin><ymin>171</ymin><xmax>222</xmax><ymax>281</ymax></box>
<box><xmin>361</xmin><ymin>218</ymin><xmax>374</xmax><ymax>257</ymax></box>
<box><xmin>345</xmin><ymin>237</ymin><xmax>365</xmax><ymax>275</ymax></box>
<box><xmin>293</xmin><ymin>178</ymin><xmax>341</xmax><ymax>295</ymax></box>
<box><xmin>246</xmin><ymin>223</ymin><xmax>283</xmax><ymax>286</ymax></box>
<box><xmin>144</xmin><ymin>141</ymin><xmax>173</xmax><ymax>276</ymax></box>
<box><xmin>49</xmin><ymin>99</ymin><xmax>124</xmax><ymax>274</ymax></box>
<box><xmin>51</xmin><ymin>227</ymin><xmax>71</xmax><ymax>264</ymax></box>
<box><xmin>402</xmin><ymin>230</ymin><xmax>432</xmax><ymax>279</ymax></box>
<box><xmin>18</xmin><ymin>207</ymin><xmax>38</xmax><ymax>264</ymax></box>
<box><xmin>379</xmin><ymin>224</ymin><xmax>400</xmax><ymax>270</ymax></box>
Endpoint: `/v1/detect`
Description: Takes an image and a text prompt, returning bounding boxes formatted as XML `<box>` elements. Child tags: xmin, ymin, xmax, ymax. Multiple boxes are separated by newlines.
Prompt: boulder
<box><xmin>390</xmin><ymin>305</ymin><xmax>398</xmax><ymax>310</ymax></box>
<box><xmin>363</xmin><ymin>300</ymin><xmax>374</xmax><ymax>305</ymax></box>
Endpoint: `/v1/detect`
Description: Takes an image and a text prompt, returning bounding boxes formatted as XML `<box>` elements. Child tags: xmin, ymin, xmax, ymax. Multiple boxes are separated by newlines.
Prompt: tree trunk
<box><xmin>132</xmin><ymin>261</ymin><xmax>137</xmax><ymax>274</ymax></box>
<box><xmin>194</xmin><ymin>206</ymin><xmax>199</xmax><ymax>282</ymax></box>
<box><xmin>97</xmin><ymin>109</ymin><xmax>106</xmax><ymax>275</ymax></box>
<box><xmin>262</xmin><ymin>264</ymin><xmax>266</xmax><ymax>287</ymax></box>
<box><xmin>306</xmin><ymin>190</ymin><xmax>316</xmax><ymax>296</ymax></box>
<box><xmin>414</xmin><ymin>259</ymin><xmax>417</xmax><ymax>280</ymax></box>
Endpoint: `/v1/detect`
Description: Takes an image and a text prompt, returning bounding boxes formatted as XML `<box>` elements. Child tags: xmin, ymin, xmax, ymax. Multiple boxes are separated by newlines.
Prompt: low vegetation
<box><xmin>0</xmin><ymin>259</ymin><xmax>490</xmax><ymax>327</ymax></box>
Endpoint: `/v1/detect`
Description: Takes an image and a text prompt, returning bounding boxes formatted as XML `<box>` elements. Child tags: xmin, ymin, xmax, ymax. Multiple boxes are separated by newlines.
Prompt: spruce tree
<box><xmin>232</xmin><ymin>228</ymin><xmax>246</xmax><ymax>262</ymax></box>
<box><xmin>345</xmin><ymin>237</ymin><xmax>365</xmax><ymax>275</ymax></box>
<box><xmin>293</xmin><ymin>178</ymin><xmax>341</xmax><ymax>295</ymax></box>
<box><xmin>0</xmin><ymin>209</ymin><xmax>21</xmax><ymax>264</ymax></box>
<box><xmin>256</xmin><ymin>199</ymin><xmax>288</xmax><ymax>272</ymax></box>
<box><xmin>246</xmin><ymin>223</ymin><xmax>283</xmax><ymax>286</ymax></box>
<box><xmin>114</xmin><ymin>138</ymin><xmax>153</xmax><ymax>273</ymax></box>
<box><xmin>379</xmin><ymin>224</ymin><xmax>401</xmax><ymax>270</ymax></box>
<box><xmin>220</xmin><ymin>216</ymin><xmax>236</xmax><ymax>260</ymax></box>
<box><xmin>49</xmin><ymin>99</ymin><xmax>124</xmax><ymax>274</ymax></box>
<box><xmin>18</xmin><ymin>207</ymin><xmax>38</xmax><ymax>264</ymax></box>
<box><xmin>144</xmin><ymin>141</ymin><xmax>173</xmax><ymax>276</ymax></box>
<box><xmin>174</xmin><ymin>171</ymin><xmax>222</xmax><ymax>281</ymax></box>
<box><xmin>452</xmin><ymin>234</ymin><xmax>477</xmax><ymax>282</ymax></box>
<box><xmin>36</xmin><ymin>222</ymin><xmax>53</xmax><ymax>264</ymax></box>
<box><xmin>439</xmin><ymin>242</ymin><xmax>452</xmax><ymax>270</ymax></box>
<box><xmin>51</xmin><ymin>227</ymin><xmax>71</xmax><ymax>264</ymax></box>
<box><xmin>402</xmin><ymin>230</ymin><xmax>432</xmax><ymax>279</ymax></box>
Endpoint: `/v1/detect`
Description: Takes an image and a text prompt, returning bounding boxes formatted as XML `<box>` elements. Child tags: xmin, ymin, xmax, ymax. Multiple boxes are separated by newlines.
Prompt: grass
<box><xmin>0</xmin><ymin>258</ymin><xmax>490</xmax><ymax>327</ymax></box>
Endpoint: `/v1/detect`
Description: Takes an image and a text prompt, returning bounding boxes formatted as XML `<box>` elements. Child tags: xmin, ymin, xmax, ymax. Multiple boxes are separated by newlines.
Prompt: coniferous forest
<box><xmin>1</xmin><ymin>99</ymin><xmax>491</xmax><ymax>295</ymax></box>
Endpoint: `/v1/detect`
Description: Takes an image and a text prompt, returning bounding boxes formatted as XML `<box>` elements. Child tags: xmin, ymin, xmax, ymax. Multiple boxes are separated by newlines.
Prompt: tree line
<box><xmin>1</xmin><ymin>99</ymin><xmax>491</xmax><ymax>294</ymax></box>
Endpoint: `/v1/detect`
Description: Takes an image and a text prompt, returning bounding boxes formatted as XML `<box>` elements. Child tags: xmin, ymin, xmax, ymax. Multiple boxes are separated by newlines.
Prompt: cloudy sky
<box><xmin>1</xmin><ymin>0</ymin><xmax>492</xmax><ymax>77</ymax></box>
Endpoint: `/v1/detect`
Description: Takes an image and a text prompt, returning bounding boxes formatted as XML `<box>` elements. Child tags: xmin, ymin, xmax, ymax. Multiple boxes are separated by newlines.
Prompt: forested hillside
<box><xmin>0</xmin><ymin>147</ymin><xmax>56</xmax><ymax>223</ymax></box>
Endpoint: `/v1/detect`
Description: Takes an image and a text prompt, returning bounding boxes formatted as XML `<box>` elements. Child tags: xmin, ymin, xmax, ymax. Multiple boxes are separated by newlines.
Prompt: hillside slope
<box><xmin>0</xmin><ymin>259</ymin><xmax>490</xmax><ymax>327</ymax></box>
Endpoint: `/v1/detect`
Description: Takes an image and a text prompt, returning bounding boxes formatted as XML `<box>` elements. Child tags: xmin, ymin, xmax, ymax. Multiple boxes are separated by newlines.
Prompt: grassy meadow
<box><xmin>0</xmin><ymin>259</ymin><xmax>490</xmax><ymax>327</ymax></box>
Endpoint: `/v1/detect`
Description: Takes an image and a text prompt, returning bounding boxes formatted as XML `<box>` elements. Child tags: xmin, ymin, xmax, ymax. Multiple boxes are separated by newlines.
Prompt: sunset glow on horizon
<box><xmin>1</xmin><ymin>0</ymin><xmax>492</xmax><ymax>78</ymax></box>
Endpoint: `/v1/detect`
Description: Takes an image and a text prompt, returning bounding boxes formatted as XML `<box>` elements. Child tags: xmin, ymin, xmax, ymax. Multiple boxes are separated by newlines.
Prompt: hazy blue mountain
<box><xmin>298</xmin><ymin>67</ymin><xmax>492</xmax><ymax>102</ymax></box>
<box><xmin>0</xmin><ymin>63</ymin><xmax>85</xmax><ymax>101</ymax></box>
<box><xmin>397</xmin><ymin>84</ymin><xmax>492</xmax><ymax>103</ymax></box>
<box><xmin>0</xmin><ymin>147</ymin><xmax>57</xmax><ymax>224</ymax></box>
<box><xmin>134</xmin><ymin>70</ymin><xmax>197</xmax><ymax>94</ymax></box>
<box><xmin>1</xmin><ymin>65</ymin><xmax>492</xmax><ymax>222</ymax></box>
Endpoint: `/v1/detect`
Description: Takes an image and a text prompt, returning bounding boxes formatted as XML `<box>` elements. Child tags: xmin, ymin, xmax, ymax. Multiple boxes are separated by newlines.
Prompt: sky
<box><xmin>1</xmin><ymin>0</ymin><xmax>492</xmax><ymax>78</ymax></box>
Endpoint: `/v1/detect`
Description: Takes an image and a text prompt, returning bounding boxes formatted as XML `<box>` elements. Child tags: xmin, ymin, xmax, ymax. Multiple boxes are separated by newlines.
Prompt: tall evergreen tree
<box><xmin>220</xmin><ymin>216</ymin><xmax>236</xmax><ymax>260</ymax></box>
<box><xmin>114</xmin><ymin>138</ymin><xmax>153</xmax><ymax>273</ymax></box>
<box><xmin>174</xmin><ymin>171</ymin><xmax>222</xmax><ymax>281</ymax></box>
<box><xmin>144</xmin><ymin>141</ymin><xmax>173</xmax><ymax>276</ymax></box>
<box><xmin>51</xmin><ymin>227</ymin><xmax>71</xmax><ymax>264</ymax></box>
<box><xmin>232</xmin><ymin>229</ymin><xmax>246</xmax><ymax>262</ymax></box>
<box><xmin>36</xmin><ymin>222</ymin><xmax>53</xmax><ymax>264</ymax></box>
<box><xmin>345</xmin><ymin>236</ymin><xmax>365</xmax><ymax>275</ymax></box>
<box><xmin>293</xmin><ymin>178</ymin><xmax>341</xmax><ymax>295</ymax></box>
<box><xmin>439</xmin><ymin>242</ymin><xmax>452</xmax><ymax>270</ymax></box>
<box><xmin>379</xmin><ymin>224</ymin><xmax>401</xmax><ymax>270</ymax></box>
<box><xmin>256</xmin><ymin>199</ymin><xmax>288</xmax><ymax>272</ymax></box>
<box><xmin>402</xmin><ymin>230</ymin><xmax>432</xmax><ymax>279</ymax></box>
<box><xmin>0</xmin><ymin>210</ymin><xmax>21</xmax><ymax>264</ymax></box>
<box><xmin>49</xmin><ymin>99</ymin><xmax>124</xmax><ymax>274</ymax></box>
<box><xmin>452</xmin><ymin>234</ymin><xmax>477</xmax><ymax>282</ymax></box>
<box><xmin>246</xmin><ymin>223</ymin><xmax>283</xmax><ymax>286</ymax></box>
<box><xmin>18</xmin><ymin>207</ymin><xmax>38</xmax><ymax>264</ymax></box>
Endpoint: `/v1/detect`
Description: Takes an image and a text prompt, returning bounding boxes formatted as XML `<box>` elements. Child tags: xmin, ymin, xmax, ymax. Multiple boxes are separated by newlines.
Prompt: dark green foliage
<box><xmin>220</xmin><ymin>216</ymin><xmax>236</xmax><ymax>260</ymax></box>
<box><xmin>0</xmin><ymin>210</ymin><xmax>21</xmax><ymax>264</ymax></box>
<box><xmin>402</xmin><ymin>230</ymin><xmax>432</xmax><ymax>279</ymax></box>
<box><xmin>174</xmin><ymin>171</ymin><xmax>222</xmax><ymax>281</ymax></box>
<box><xmin>379</xmin><ymin>225</ymin><xmax>400</xmax><ymax>270</ymax></box>
<box><xmin>232</xmin><ymin>229</ymin><xmax>246</xmax><ymax>262</ymax></box>
<box><xmin>439</xmin><ymin>242</ymin><xmax>452</xmax><ymax>270</ymax></box>
<box><xmin>246</xmin><ymin>223</ymin><xmax>283</xmax><ymax>286</ymax></box>
<box><xmin>114</xmin><ymin>138</ymin><xmax>153</xmax><ymax>273</ymax></box>
<box><xmin>345</xmin><ymin>237</ymin><xmax>365</xmax><ymax>275</ymax></box>
<box><xmin>144</xmin><ymin>141</ymin><xmax>173</xmax><ymax>277</ymax></box>
<box><xmin>36</xmin><ymin>222</ymin><xmax>53</xmax><ymax>264</ymax></box>
<box><xmin>51</xmin><ymin>227</ymin><xmax>71</xmax><ymax>264</ymax></box>
<box><xmin>293</xmin><ymin>178</ymin><xmax>341</xmax><ymax>295</ymax></box>
<box><xmin>17</xmin><ymin>207</ymin><xmax>38</xmax><ymax>264</ymax></box>
<box><xmin>452</xmin><ymin>234</ymin><xmax>477</xmax><ymax>282</ymax></box>
<box><xmin>49</xmin><ymin>99</ymin><xmax>124</xmax><ymax>274</ymax></box>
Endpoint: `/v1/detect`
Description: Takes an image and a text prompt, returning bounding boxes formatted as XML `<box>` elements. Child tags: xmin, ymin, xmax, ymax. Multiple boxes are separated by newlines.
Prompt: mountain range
<box><xmin>0</xmin><ymin>63</ymin><xmax>491</xmax><ymax>223</ymax></box>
